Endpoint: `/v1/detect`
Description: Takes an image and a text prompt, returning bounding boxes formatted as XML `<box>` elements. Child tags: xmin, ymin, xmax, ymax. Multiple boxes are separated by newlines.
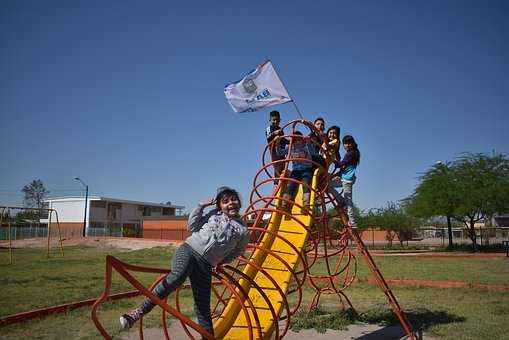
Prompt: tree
<box><xmin>451</xmin><ymin>153</ymin><xmax>509</xmax><ymax>250</ymax></box>
<box><xmin>404</xmin><ymin>161</ymin><xmax>461</xmax><ymax>248</ymax></box>
<box><xmin>21</xmin><ymin>179</ymin><xmax>50</xmax><ymax>210</ymax></box>
<box><xmin>406</xmin><ymin>152</ymin><xmax>509</xmax><ymax>251</ymax></box>
<box><xmin>358</xmin><ymin>202</ymin><xmax>418</xmax><ymax>247</ymax></box>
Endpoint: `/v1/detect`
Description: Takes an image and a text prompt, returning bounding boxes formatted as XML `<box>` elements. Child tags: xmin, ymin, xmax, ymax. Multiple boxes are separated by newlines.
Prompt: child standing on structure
<box><xmin>119</xmin><ymin>187</ymin><xmax>250</xmax><ymax>337</ymax></box>
<box><xmin>265</xmin><ymin>110</ymin><xmax>288</xmax><ymax>183</ymax></box>
<box><xmin>308</xmin><ymin>117</ymin><xmax>327</xmax><ymax>169</ymax></box>
<box><xmin>322</xmin><ymin>125</ymin><xmax>341</xmax><ymax>165</ymax></box>
<box><xmin>276</xmin><ymin>131</ymin><xmax>317</xmax><ymax>214</ymax></box>
<box><xmin>333</xmin><ymin>135</ymin><xmax>361</xmax><ymax>227</ymax></box>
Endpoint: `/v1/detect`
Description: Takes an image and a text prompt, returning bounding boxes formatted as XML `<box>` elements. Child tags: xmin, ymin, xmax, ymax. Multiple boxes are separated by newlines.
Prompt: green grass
<box><xmin>1</xmin><ymin>245</ymin><xmax>509</xmax><ymax>339</ymax></box>
<box><xmin>360</xmin><ymin>241</ymin><xmax>507</xmax><ymax>253</ymax></box>
<box><xmin>356</xmin><ymin>256</ymin><xmax>509</xmax><ymax>285</ymax></box>
<box><xmin>290</xmin><ymin>285</ymin><xmax>509</xmax><ymax>340</ymax></box>
<box><xmin>0</xmin><ymin>246</ymin><xmax>175</xmax><ymax>316</ymax></box>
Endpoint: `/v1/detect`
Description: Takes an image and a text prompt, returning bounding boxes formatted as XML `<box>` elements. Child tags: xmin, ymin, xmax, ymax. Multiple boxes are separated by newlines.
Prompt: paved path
<box><xmin>122</xmin><ymin>323</ymin><xmax>434</xmax><ymax>339</ymax></box>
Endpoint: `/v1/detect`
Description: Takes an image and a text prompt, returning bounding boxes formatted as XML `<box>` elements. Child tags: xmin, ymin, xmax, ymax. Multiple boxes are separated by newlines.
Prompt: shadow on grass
<box><xmin>360</xmin><ymin>308</ymin><xmax>465</xmax><ymax>331</ymax></box>
<box><xmin>291</xmin><ymin>307</ymin><xmax>465</xmax><ymax>336</ymax></box>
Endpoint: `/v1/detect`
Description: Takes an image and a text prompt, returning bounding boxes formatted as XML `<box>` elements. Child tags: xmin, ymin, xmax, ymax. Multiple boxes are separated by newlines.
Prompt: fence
<box><xmin>0</xmin><ymin>223</ymin><xmax>48</xmax><ymax>240</ymax></box>
<box><xmin>86</xmin><ymin>226</ymin><xmax>123</xmax><ymax>238</ymax></box>
<box><xmin>358</xmin><ymin>227</ymin><xmax>509</xmax><ymax>248</ymax></box>
<box><xmin>416</xmin><ymin>227</ymin><xmax>509</xmax><ymax>246</ymax></box>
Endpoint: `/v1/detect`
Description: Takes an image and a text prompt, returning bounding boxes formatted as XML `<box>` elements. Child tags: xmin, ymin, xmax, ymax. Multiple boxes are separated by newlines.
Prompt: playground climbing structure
<box><xmin>91</xmin><ymin>119</ymin><xmax>417</xmax><ymax>339</ymax></box>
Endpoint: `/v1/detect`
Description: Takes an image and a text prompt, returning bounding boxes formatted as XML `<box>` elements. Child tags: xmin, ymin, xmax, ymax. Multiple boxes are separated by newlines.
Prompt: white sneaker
<box><xmin>119</xmin><ymin>307</ymin><xmax>143</xmax><ymax>330</ymax></box>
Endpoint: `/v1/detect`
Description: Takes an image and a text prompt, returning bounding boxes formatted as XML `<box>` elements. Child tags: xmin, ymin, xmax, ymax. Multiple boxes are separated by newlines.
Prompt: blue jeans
<box><xmin>285</xmin><ymin>168</ymin><xmax>313</xmax><ymax>197</ymax></box>
<box><xmin>331</xmin><ymin>180</ymin><xmax>355</xmax><ymax>224</ymax></box>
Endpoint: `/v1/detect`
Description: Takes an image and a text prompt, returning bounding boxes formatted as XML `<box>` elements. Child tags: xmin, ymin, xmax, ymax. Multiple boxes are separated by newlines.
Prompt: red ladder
<box><xmin>349</xmin><ymin>228</ymin><xmax>420</xmax><ymax>340</ymax></box>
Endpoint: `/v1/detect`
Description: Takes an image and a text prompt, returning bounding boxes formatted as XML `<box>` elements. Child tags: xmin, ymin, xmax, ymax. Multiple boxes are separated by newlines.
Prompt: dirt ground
<box><xmin>4</xmin><ymin>236</ymin><xmax>177</xmax><ymax>251</ymax></box>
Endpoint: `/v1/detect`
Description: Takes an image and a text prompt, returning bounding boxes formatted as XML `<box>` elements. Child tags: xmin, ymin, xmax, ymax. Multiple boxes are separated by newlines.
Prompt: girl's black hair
<box><xmin>342</xmin><ymin>135</ymin><xmax>357</xmax><ymax>148</ymax></box>
<box><xmin>342</xmin><ymin>135</ymin><xmax>361</xmax><ymax>165</ymax></box>
<box><xmin>215</xmin><ymin>187</ymin><xmax>242</xmax><ymax>209</ymax></box>
<box><xmin>326</xmin><ymin>125</ymin><xmax>340</xmax><ymax>139</ymax></box>
<box><xmin>314</xmin><ymin>117</ymin><xmax>325</xmax><ymax>124</ymax></box>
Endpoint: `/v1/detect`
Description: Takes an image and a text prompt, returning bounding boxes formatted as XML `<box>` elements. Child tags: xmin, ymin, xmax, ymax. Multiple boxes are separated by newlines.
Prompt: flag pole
<box><xmin>290</xmin><ymin>100</ymin><xmax>305</xmax><ymax>120</ymax></box>
<box><xmin>270</xmin><ymin>60</ymin><xmax>305</xmax><ymax>120</ymax></box>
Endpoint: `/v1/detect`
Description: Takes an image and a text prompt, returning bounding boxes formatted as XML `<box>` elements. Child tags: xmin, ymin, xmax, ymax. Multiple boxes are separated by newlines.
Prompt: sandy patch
<box><xmin>2</xmin><ymin>237</ymin><xmax>178</xmax><ymax>251</ymax></box>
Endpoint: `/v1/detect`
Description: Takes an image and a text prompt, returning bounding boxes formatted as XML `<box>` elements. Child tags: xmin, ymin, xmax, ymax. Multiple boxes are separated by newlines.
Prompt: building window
<box><xmin>91</xmin><ymin>201</ymin><xmax>107</xmax><ymax>208</ymax></box>
<box><xmin>107</xmin><ymin>203</ymin><xmax>122</xmax><ymax>219</ymax></box>
<box><xmin>90</xmin><ymin>222</ymin><xmax>105</xmax><ymax>228</ymax></box>
<box><xmin>162</xmin><ymin>207</ymin><xmax>175</xmax><ymax>216</ymax></box>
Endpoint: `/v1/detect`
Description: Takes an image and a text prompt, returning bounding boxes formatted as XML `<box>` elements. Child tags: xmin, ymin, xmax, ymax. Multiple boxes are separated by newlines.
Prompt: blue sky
<box><xmin>1</xmin><ymin>0</ymin><xmax>508</xmax><ymax>213</ymax></box>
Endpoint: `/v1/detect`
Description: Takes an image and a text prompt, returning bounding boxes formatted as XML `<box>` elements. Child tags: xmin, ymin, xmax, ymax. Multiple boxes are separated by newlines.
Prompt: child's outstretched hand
<box><xmin>199</xmin><ymin>198</ymin><xmax>215</xmax><ymax>207</ymax></box>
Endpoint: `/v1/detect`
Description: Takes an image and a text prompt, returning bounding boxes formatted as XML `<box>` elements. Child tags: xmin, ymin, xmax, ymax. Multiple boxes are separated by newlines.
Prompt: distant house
<box><xmin>494</xmin><ymin>215</ymin><xmax>509</xmax><ymax>229</ymax></box>
<box><xmin>41</xmin><ymin>196</ymin><xmax>184</xmax><ymax>238</ymax></box>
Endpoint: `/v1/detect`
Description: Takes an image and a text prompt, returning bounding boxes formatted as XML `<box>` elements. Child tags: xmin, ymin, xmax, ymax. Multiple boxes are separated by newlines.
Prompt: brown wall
<box><xmin>142</xmin><ymin>219</ymin><xmax>190</xmax><ymax>240</ymax></box>
<box><xmin>358</xmin><ymin>228</ymin><xmax>401</xmax><ymax>243</ymax></box>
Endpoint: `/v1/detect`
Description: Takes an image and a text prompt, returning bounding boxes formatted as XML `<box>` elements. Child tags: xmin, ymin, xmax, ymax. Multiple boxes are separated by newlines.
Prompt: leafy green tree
<box><xmin>21</xmin><ymin>179</ymin><xmax>50</xmax><ymax>210</ymax></box>
<box><xmin>358</xmin><ymin>202</ymin><xmax>418</xmax><ymax>247</ymax></box>
<box><xmin>451</xmin><ymin>153</ymin><xmax>509</xmax><ymax>250</ymax></box>
<box><xmin>405</xmin><ymin>161</ymin><xmax>461</xmax><ymax>248</ymax></box>
<box><xmin>15</xmin><ymin>210</ymin><xmax>39</xmax><ymax>222</ymax></box>
<box><xmin>406</xmin><ymin>152</ymin><xmax>509</xmax><ymax>251</ymax></box>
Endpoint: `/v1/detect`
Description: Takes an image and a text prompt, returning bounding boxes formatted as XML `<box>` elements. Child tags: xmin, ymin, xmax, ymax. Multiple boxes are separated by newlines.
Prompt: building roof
<box><xmin>43</xmin><ymin>196</ymin><xmax>184</xmax><ymax>209</ymax></box>
<box><xmin>494</xmin><ymin>216</ymin><xmax>509</xmax><ymax>228</ymax></box>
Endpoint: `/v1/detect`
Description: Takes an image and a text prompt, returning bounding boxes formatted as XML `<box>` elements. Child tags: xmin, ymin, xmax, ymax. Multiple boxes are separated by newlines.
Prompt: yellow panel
<box><xmin>214</xmin><ymin>171</ymin><xmax>317</xmax><ymax>339</ymax></box>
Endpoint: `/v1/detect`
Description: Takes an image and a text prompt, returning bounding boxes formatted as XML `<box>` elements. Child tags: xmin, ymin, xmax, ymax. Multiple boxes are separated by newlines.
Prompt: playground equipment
<box><xmin>91</xmin><ymin>119</ymin><xmax>417</xmax><ymax>339</ymax></box>
<box><xmin>0</xmin><ymin>206</ymin><xmax>64</xmax><ymax>264</ymax></box>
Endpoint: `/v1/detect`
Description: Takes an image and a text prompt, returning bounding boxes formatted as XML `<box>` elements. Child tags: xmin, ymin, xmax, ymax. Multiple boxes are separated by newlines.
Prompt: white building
<box><xmin>41</xmin><ymin>196</ymin><xmax>184</xmax><ymax>238</ymax></box>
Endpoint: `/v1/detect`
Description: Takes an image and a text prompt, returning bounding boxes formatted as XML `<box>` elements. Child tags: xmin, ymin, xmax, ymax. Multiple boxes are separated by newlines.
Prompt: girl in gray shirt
<box><xmin>120</xmin><ymin>187</ymin><xmax>249</xmax><ymax>337</ymax></box>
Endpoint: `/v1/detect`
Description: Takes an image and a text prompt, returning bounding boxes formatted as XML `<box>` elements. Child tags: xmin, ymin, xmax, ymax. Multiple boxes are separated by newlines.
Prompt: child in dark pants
<box><xmin>119</xmin><ymin>187</ymin><xmax>250</xmax><ymax>336</ymax></box>
<box><xmin>330</xmin><ymin>135</ymin><xmax>361</xmax><ymax>228</ymax></box>
<box><xmin>276</xmin><ymin>131</ymin><xmax>317</xmax><ymax>214</ymax></box>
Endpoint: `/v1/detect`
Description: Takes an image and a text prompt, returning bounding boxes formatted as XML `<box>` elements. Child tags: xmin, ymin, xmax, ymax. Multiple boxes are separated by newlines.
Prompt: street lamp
<box><xmin>74</xmin><ymin>177</ymin><xmax>88</xmax><ymax>237</ymax></box>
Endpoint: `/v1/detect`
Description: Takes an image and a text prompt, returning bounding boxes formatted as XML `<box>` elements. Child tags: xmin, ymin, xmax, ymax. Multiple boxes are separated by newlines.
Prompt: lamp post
<box><xmin>74</xmin><ymin>177</ymin><xmax>88</xmax><ymax>237</ymax></box>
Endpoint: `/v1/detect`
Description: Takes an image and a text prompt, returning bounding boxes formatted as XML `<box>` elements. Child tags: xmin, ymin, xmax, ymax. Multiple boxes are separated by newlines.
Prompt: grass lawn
<box><xmin>1</xmin><ymin>244</ymin><xmax>508</xmax><ymax>339</ymax></box>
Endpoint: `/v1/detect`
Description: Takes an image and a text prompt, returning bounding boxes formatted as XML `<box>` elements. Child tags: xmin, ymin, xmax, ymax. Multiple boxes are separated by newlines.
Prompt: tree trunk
<box><xmin>468</xmin><ymin>218</ymin><xmax>477</xmax><ymax>252</ymax></box>
<box><xmin>386</xmin><ymin>231</ymin><xmax>394</xmax><ymax>248</ymax></box>
<box><xmin>447</xmin><ymin>216</ymin><xmax>454</xmax><ymax>248</ymax></box>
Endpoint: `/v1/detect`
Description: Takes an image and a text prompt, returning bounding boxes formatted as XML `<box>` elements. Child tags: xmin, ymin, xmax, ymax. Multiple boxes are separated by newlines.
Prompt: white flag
<box><xmin>224</xmin><ymin>60</ymin><xmax>292</xmax><ymax>113</ymax></box>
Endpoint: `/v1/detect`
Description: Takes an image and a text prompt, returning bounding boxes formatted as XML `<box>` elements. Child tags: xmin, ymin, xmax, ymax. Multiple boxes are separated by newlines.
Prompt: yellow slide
<box><xmin>213</xmin><ymin>172</ymin><xmax>317</xmax><ymax>339</ymax></box>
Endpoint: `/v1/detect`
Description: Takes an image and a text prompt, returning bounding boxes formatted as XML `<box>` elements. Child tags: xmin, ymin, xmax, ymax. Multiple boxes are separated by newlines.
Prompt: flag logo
<box><xmin>242</xmin><ymin>79</ymin><xmax>257</xmax><ymax>94</ymax></box>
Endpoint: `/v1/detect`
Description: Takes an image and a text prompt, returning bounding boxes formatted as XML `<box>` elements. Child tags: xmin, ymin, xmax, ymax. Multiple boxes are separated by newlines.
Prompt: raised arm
<box><xmin>187</xmin><ymin>198</ymin><xmax>216</xmax><ymax>232</ymax></box>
